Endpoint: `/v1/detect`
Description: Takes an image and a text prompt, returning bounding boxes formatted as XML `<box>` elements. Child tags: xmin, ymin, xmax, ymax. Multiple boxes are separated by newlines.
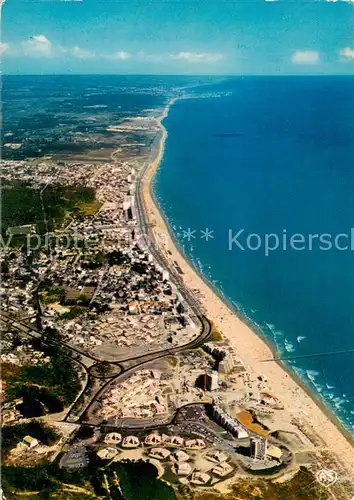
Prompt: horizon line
<box><xmin>3</xmin><ymin>73</ymin><xmax>354</xmax><ymax>77</ymax></box>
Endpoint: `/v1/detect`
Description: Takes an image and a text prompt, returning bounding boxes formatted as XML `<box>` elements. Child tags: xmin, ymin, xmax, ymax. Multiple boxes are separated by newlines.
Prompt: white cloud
<box><xmin>12</xmin><ymin>35</ymin><xmax>95</xmax><ymax>60</ymax></box>
<box><xmin>107</xmin><ymin>50</ymin><xmax>131</xmax><ymax>60</ymax></box>
<box><xmin>170</xmin><ymin>52</ymin><xmax>224</xmax><ymax>63</ymax></box>
<box><xmin>339</xmin><ymin>47</ymin><xmax>354</xmax><ymax>61</ymax></box>
<box><xmin>21</xmin><ymin>35</ymin><xmax>52</xmax><ymax>58</ymax></box>
<box><xmin>0</xmin><ymin>42</ymin><xmax>8</xmax><ymax>54</ymax></box>
<box><xmin>105</xmin><ymin>50</ymin><xmax>224</xmax><ymax>64</ymax></box>
<box><xmin>3</xmin><ymin>37</ymin><xmax>225</xmax><ymax>66</ymax></box>
<box><xmin>291</xmin><ymin>50</ymin><xmax>319</xmax><ymax>65</ymax></box>
<box><xmin>69</xmin><ymin>46</ymin><xmax>96</xmax><ymax>59</ymax></box>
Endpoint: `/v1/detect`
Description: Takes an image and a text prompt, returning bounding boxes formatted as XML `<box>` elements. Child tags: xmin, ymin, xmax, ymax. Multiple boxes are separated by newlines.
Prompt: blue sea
<box><xmin>154</xmin><ymin>76</ymin><xmax>354</xmax><ymax>433</ymax></box>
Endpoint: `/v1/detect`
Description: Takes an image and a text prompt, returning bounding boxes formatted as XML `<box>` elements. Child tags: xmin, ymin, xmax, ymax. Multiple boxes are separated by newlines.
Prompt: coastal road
<box><xmin>2</xmin><ymin>308</ymin><xmax>212</xmax><ymax>425</ymax></box>
<box><xmin>134</xmin><ymin>160</ymin><xmax>203</xmax><ymax>319</ymax></box>
<box><xmin>2</xmin><ymin>136</ymin><xmax>211</xmax><ymax>429</ymax></box>
<box><xmin>64</xmin><ymin>143</ymin><xmax>213</xmax><ymax>426</ymax></box>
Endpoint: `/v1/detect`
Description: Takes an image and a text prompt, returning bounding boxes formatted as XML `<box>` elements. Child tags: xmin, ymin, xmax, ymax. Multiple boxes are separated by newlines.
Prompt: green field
<box><xmin>3</xmin><ymin>330</ymin><xmax>81</xmax><ymax>418</ymax></box>
<box><xmin>2</xmin><ymin>458</ymin><xmax>175</xmax><ymax>500</ymax></box>
<box><xmin>1</xmin><ymin>179</ymin><xmax>100</xmax><ymax>235</ymax></box>
<box><xmin>2</xmin><ymin>421</ymin><xmax>60</xmax><ymax>458</ymax></box>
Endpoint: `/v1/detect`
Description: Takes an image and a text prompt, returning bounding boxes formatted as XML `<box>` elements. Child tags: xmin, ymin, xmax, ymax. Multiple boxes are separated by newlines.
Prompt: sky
<box><xmin>1</xmin><ymin>0</ymin><xmax>354</xmax><ymax>75</ymax></box>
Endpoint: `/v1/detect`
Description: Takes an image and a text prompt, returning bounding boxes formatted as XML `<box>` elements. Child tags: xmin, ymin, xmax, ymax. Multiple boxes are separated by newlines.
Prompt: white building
<box><xmin>144</xmin><ymin>433</ymin><xmax>162</xmax><ymax>445</ymax></box>
<box><xmin>250</xmin><ymin>437</ymin><xmax>268</xmax><ymax>460</ymax></box>
<box><xmin>173</xmin><ymin>450</ymin><xmax>190</xmax><ymax>462</ymax></box>
<box><xmin>206</xmin><ymin>372</ymin><xmax>219</xmax><ymax>391</ymax></box>
<box><xmin>149</xmin><ymin>447</ymin><xmax>170</xmax><ymax>460</ymax></box>
<box><xmin>235</xmin><ymin>427</ymin><xmax>249</xmax><ymax>439</ymax></box>
<box><xmin>121</xmin><ymin>436</ymin><xmax>140</xmax><ymax>448</ymax></box>
<box><xmin>174</xmin><ymin>462</ymin><xmax>192</xmax><ymax>476</ymax></box>
<box><xmin>23</xmin><ymin>436</ymin><xmax>39</xmax><ymax>449</ymax></box>
<box><xmin>165</xmin><ymin>435</ymin><xmax>184</xmax><ymax>446</ymax></box>
<box><xmin>212</xmin><ymin>462</ymin><xmax>234</xmax><ymax>477</ymax></box>
<box><xmin>191</xmin><ymin>472</ymin><xmax>210</xmax><ymax>485</ymax></box>
<box><xmin>97</xmin><ymin>447</ymin><xmax>118</xmax><ymax>460</ymax></box>
<box><xmin>218</xmin><ymin>353</ymin><xmax>234</xmax><ymax>374</ymax></box>
<box><xmin>104</xmin><ymin>432</ymin><xmax>122</xmax><ymax>445</ymax></box>
<box><xmin>185</xmin><ymin>439</ymin><xmax>205</xmax><ymax>449</ymax></box>
<box><xmin>205</xmin><ymin>450</ymin><xmax>229</xmax><ymax>463</ymax></box>
<box><xmin>212</xmin><ymin>405</ymin><xmax>249</xmax><ymax>438</ymax></box>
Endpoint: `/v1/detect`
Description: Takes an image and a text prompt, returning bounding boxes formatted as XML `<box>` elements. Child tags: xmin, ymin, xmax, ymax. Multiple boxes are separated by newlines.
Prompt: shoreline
<box><xmin>140</xmin><ymin>96</ymin><xmax>354</xmax><ymax>475</ymax></box>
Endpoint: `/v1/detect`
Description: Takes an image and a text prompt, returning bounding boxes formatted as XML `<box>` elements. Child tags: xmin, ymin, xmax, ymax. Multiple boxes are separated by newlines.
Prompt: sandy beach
<box><xmin>141</xmin><ymin>98</ymin><xmax>354</xmax><ymax>477</ymax></box>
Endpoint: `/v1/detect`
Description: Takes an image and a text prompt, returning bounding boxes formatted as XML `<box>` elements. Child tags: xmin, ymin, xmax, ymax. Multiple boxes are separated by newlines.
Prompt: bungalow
<box><xmin>185</xmin><ymin>439</ymin><xmax>205</xmax><ymax>450</ymax></box>
<box><xmin>97</xmin><ymin>447</ymin><xmax>118</xmax><ymax>460</ymax></box>
<box><xmin>148</xmin><ymin>447</ymin><xmax>170</xmax><ymax>460</ymax></box>
<box><xmin>172</xmin><ymin>450</ymin><xmax>190</xmax><ymax>462</ymax></box>
<box><xmin>191</xmin><ymin>471</ymin><xmax>211</xmax><ymax>485</ymax></box>
<box><xmin>174</xmin><ymin>462</ymin><xmax>192</xmax><ymax>476</ymax></box>
<box><xmin>23</xmin><ymin>435</ymin><xmax>39</xmax><ymax>449</ymax></box>
<box><xmin>212</xmin><ymin>462</ymin><xmax>234</xmax><ymax>477</ymax></box>
<box><xmin>144</xmin><ymin>433</ymin><xmax>162</xmax><ymax>445</ymax></box>
<box><xmin>104</xmin><ymin>432</ymin><xmax>122</xmax><ymax>445</ymax></box>
<box><xmin>166</xmin><ymin>435</ymin><xmax>184</xmax><ymax>446</ymax></box>
<box><xmin>121</xmin><ymin>435</ymin><xmax>140</xmax><ymax>448</ymax></box>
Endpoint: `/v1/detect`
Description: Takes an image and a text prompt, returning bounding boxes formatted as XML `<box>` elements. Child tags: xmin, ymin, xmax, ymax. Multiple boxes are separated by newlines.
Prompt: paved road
<box><xmin>75</xmin><ymin>314</ymin><xmax>212</xmax><ymax>423</ymax></box>
<box><xmin>134</xmin><ymin>161</ymin><xmax>203</xmax><ymax>319</ymax></box>
<box><xmin>1</xmin><ymin>310</ymin><xmax>102</xmax><ymax>364</ymax></box>
<box><xmin>2</xmin><ymin>153</ymin><xmax>212</xmax><ymax>430</ymax></box>
<box><xmin>2</xmin><ymin>308</ymin><xmax>212</xmax><ymax>425</ymax></box>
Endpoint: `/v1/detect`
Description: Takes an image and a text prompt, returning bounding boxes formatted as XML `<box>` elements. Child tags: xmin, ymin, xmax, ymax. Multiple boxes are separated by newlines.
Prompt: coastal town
<box><xmin>1</xmin><ymin>90</ymin><xmax>354</xmax><ymax>500</ymax></box>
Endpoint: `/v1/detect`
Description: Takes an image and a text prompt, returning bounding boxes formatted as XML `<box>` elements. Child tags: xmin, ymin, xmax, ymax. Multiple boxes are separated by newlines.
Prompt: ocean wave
<box><xmin>293</xmin><ymin>366</ymin><xmax>307</xmax><ymax>378</ymax></box>
<box><xmin>265</xmin><ymin>322</ymin><xmax>275</xmax><ymax>330</ymax></box>
<box><xmin>83</xmin><ymin>104</ymin><xmax>108</xmax><ymax>108</ymax></box>
<box><xmin>292</xmin><ymin>368</ymin><xmax>353</xmax><ymax>424</ymax></box>
<box><xmin>284</xmin><ymin>339</ymin><xmax>296</xmax><ymax>353</ymax></box>
<box><xmin>261</xmin><ymin>322</ymin><xmax>284</xmax><ymax>352</ymax></box>
<box><xmin>333</xmin><ymin>397</ymin><xmax>345</xmax><ymax>409</ymax></box>
<box><xmin>230</xmin><ymin>298</ymin><xmax>242</xmax><ymax>310</ymax></box>
<box><xmin>264</xmin><ymin>322</ymin><xmax>282</xmax><ymax>338</ymax></box>
<box><xmin>306</xmin><ymin>369</ymin><xmax>320</xmax><ymax>382</ymax></box>
<box><xmin>191</xmin><ymin>255</ymin><xmax>203</xmax><ymax>273</ymax></box>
